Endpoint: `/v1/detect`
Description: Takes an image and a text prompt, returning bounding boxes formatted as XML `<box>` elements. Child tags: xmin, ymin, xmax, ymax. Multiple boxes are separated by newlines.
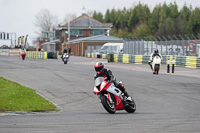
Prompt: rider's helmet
<box><xmin>95</xmin><ymin>62</ymin><xmax>104</xmax><ymax>74</ymax></box>
<box><xmin>63</xmin><ymin>48</ymin><xmax>67</xmax><ymax>53</ymax></box>
<box><xmin>154</xmin><ymin>49</ymin><xmax>159</xmax><ymax>54</ymax></box>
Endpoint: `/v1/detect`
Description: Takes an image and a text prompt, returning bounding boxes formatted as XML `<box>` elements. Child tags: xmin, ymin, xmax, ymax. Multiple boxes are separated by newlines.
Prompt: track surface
<box><xmin>0</xmin><ymin>56</ymin><xmax>200</xmax><ymax>133</ymax></box>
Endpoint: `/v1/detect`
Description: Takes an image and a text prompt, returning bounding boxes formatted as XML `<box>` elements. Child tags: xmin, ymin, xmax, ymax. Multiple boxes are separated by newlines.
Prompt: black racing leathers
<box><xmin>94</xmin><ymin>68</ymin><xmax>129</xmax><ymax>97</ymax></box>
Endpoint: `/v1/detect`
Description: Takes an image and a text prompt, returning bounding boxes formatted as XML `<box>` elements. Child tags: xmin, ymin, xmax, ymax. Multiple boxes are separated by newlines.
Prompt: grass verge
<box><xmin>0</xmin><ymin>77</ymin><xmax>57</xmax><ymax>112</ymax></box>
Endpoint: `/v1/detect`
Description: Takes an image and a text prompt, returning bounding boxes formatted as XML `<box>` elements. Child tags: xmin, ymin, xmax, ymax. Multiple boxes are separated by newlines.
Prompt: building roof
<box><xmin>63</xmin><ymin>34</ymin><xmax>124</xmax><ymax>45</ymax></box>
<box><xmin>62</xmin><ymin>14</ymin><xmax>110</xmax><ymax>29</ymax></box>
<box><xmin>41</xmin><ymin>39</ymin><xmax>60</xmax><ymax>45</ymax></box>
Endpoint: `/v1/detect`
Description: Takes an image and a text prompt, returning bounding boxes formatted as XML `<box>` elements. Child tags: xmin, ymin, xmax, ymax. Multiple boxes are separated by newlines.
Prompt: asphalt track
<box><xmin>0</xmin><ymin>55</ymin><xmax>200</xmax><ymax>133</ymax></box>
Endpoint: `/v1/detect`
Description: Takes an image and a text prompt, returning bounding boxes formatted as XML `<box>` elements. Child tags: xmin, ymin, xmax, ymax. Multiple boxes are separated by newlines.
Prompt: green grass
<box><xmin>0</xmin><ymin>77</ymin><xmax>57</xmax><ymax>112</ymax></box>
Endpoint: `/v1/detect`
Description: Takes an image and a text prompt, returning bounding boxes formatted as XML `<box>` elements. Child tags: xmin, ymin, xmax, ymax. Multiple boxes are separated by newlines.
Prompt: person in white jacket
<box><xmin>148</xmin><ymin>49</ymin><xmax>162</xmax><ymax>70</ymax></box>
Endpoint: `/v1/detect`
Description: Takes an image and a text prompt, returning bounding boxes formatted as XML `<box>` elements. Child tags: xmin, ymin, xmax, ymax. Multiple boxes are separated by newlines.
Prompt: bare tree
<box><xmin>62</xmin><ymin>13</ymin><xmax>77</xmax><ymax>25</ymax></box>
<box><xmin>87</xmin><ymin>10</ymin><xmax>94</xmax><ymax>17</ymax></box>
<box><xmin>34</xmin><ymin>9</ymin><xmax>59</xmax><ymax>31</ymax></box>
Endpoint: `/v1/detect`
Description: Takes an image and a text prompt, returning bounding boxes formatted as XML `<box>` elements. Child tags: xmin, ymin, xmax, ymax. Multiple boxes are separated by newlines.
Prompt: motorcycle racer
<box><xmin>148</xmin><ymin>49</ymin><xmax>162</xmax><ymax>70</ymax></box>
<box><xmin>61</xmin><ymin>48</ymin><xmax>68</xmax><ymax>60</ymax></box>
<box><xmin>94</xmin><ymin>62</ymin><xmax>132</xmax><ymax>101</ymax></box>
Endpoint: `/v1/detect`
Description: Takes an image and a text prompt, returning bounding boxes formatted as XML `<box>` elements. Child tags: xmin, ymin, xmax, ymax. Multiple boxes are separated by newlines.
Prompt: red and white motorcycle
<box><xmin>93</xmin><ymin>77</ymin><xmax>136</xmax><ymax>114</ymax></box>
<box><xmin>21</xmin><ymin>49</ymin><xmax>26</xmax><ymax>60</ymax></box>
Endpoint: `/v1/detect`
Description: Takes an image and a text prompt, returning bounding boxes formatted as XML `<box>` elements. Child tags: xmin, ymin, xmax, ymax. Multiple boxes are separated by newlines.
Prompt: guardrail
<box><xmin>0</xmin><ymin>49</ymin><xmax>20</xmax><ymax>56</ymax></box>
<box><xmin>85</xmin><ymin>52</ymin><xmax>200</xmax><ymax>69</ymax></box>
<box><xmin>26</xmin><ymin>51</ymin><xmax>48</xmax><ymax>59</ymax></box>
<box><xmin>26</xmin><ymin>51</ymin><xmax>59</xmax><ymax>59</ymax></box>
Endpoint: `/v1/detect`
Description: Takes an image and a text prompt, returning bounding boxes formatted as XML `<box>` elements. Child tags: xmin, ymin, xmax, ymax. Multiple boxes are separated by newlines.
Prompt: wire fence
<box><xmin>124</xmin><ymin>35</ymin><xmax>200</xmax><ymax>57</ymax></box>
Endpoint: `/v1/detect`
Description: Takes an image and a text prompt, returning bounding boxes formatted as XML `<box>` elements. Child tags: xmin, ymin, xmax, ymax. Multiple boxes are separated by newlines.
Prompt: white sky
<box><xmin>0</xmin><ymin>0</ymin><xmax>199</xmax><ymax>47</ymax></box>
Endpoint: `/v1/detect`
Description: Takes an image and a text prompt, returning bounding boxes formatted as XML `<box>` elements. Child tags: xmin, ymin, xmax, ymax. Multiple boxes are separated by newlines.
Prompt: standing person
<box><xmin>68</xmin><ymin>48</ymin><xmax>71</xmax><ymax>55</ymax></box>
<box><xmin>94</xmin><ymin>62</ymin><xmax>132</xmax><ymax>101</ymax></box>
<box><xmin>148</xmin><ymin>49</ymin><xmax>162</xmax><ymax>70</ymax></box>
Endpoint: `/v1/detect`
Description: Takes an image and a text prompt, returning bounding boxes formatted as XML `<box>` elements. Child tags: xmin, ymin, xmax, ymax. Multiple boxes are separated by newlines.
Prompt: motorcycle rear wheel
<box><xmin>22</xmin><ymin>55</ymin><xmax>25</xmax><ymax>60</ymax></box>
<box><xmin>101</xmin><ymin>95</ymin><xmax>116</xmax><ymax>114</ymax></box>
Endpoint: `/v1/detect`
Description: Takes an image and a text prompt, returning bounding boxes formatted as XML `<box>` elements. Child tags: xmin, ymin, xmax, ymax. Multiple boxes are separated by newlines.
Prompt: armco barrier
<box><xmin>143</xmin><ymin>56</ymin><xmax>150</xmax><ymax>64</ymax></box>
<box><xmin>118</xmin><ymin>54</ymin><xmax>123</xmax><ymax>63</ymax></box>
<box><xmin>186</xmin><ymin>56</ymin><xmax>197</xmax><ymax>68</ymax></box>
<box><xmin>86</xmin><ymin>52</ymin><xmax>200</xmax><ymax>69</ymax></box>
<box><xmin>0</xmin><ymin>49</ymin><xmax>9</xmax><ymax>56</ymax></box>
<box><xmin>26</xmin><ymin>51</ymin><xmax>47</xmax><ymax>59</ymax></box>
<box><xmin>122</xmin><ymin>54</ymin><xmax>129</xmax><ymax>63</ymax></box>
<box><xmin>108</xmin><ymin>54</ymin><xmax>114</xmax><ymax>62</ymax></box>
<box><xmin>114</xmin><ymin>54</ymin><xmax>118</xmax><ymax>63</ymax></box>
<box><xmin>0</xmin><ymin>49</ymin><xmax>20</xmax><ymax>56</ymax></box>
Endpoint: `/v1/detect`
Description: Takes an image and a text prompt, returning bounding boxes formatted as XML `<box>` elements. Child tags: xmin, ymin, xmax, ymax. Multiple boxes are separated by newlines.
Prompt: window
<box><xmin>79</xmin><ymin>30</ymin><xmax>83</xmax><ymax>35</ymax></box>
<box><xmin>90</xmin><ymin>29</ymin><xmax>105</xmax><ymax>36</ymax></box>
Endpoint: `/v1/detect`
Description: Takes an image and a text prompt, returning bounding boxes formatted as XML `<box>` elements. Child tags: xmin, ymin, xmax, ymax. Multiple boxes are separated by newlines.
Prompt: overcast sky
<box><xmin>0</xmin><ymin>0</ymin><xmax>199</xmax><ymax>47</ymax></box>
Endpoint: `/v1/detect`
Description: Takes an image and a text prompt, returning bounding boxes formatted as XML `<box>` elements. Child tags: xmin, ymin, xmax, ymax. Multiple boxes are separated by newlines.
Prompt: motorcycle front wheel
<box><xmin>101</xmin><ymin>95</ymin><xmax>116</xmax><ymax>114</ymax></box>
<box><xmin>155</xmin><ymin>64</ymin><xmax>159</xmax><ymax>74</ymax></box>
<box><xmin>125</xmin><ymin>98</ymin><xmax>136</xmax><ymax>113</ymax></box>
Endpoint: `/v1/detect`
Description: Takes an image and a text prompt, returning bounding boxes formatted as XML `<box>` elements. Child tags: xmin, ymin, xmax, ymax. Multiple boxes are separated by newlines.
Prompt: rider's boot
<box><xmin>124</xmin><ymin>91</ymin><xmax>132</xmax><ymax>101</ymax></box>
<box><xmin>148</xmin><ymin>61</ymin><xmax>153</xmax><ymax>70</ymax></box>
<box><xmin>119</xmin><ymin>83</ymin><xmax>132</xmax><ymax>102</ymax></box>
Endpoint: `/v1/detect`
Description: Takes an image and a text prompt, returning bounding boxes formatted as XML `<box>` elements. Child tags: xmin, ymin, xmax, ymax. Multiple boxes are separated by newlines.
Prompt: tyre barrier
<box><xmin>85</xmin><ymin>52</ymin><xmax>200</xmax><ymax>69</ymax></box>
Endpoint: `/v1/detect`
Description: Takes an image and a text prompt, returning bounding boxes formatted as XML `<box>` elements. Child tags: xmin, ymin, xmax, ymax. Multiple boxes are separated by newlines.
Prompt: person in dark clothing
<box><xmin>61</xmin><ymin>48</ymin><xmax>68</xmax><ymax>59</ymax></box>
<box><xmin>148</xmin><ymin>49</ymin><xmax>162</xmax><ymax>70</ymax></box>
<box><xmin>94</xmin><ymin>62</ymin><xmax>132</xmax><ymax>101</ymax></box>
<box><xmin>63</xmin><ymin>48</ymin><xmax>68</xmax><ymax>53</ymax></box>
<box><xmin>68</xmin><ymin>48</ymin><xmax>71</xmax><ymax>54</ymax></box>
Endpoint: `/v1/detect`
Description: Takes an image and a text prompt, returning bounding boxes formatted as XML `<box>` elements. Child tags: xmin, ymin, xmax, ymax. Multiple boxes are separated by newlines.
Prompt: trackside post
<box><xmin>167</xmin><ymin>56</ymin><xmax>170</xmax><ymax>73</ymax></box>
<box><xmin>172</xmin><ymin>56</ymin><xmax>175</xmax><ymax>73</ymax></box>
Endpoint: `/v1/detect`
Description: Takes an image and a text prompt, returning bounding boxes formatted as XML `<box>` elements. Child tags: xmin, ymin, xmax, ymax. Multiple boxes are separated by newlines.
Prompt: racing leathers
<box><xmin>148</xmin><ymin>53</ymin><xmax>162</xmax><ymax>70</ymax></box>
<box><xmin>94</xmin><ymin>68</ymin><xmax>130</xmax><ymax>98</ymax></box>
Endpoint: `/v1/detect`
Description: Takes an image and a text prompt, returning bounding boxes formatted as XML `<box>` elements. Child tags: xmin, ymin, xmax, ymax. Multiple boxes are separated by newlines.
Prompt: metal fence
<box><xmin>87</xmin><ymin>46</ymin><xmax>102</xmax><ymax>53</ymax></box>
<box><xmin>124</xmin><ymin>35</ymin><xmax>200</xmax><ymax>57</ymax></box>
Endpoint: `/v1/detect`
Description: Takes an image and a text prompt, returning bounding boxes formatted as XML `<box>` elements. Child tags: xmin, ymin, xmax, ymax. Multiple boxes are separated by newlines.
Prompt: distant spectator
<box><xmin>68</xmin><ymin>48</ymin><xmax>71</xmax><ymax>54</ymax></box>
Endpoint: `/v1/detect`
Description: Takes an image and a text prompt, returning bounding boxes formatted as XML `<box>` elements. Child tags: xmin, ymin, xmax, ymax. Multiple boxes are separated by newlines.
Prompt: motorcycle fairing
<box><xmin>93</xmin><ymin>86</ymin><xmax>100</xmax><ymax>94</ymax></box>
<box><xmin>104</xmin><ymin>93</ymin><xmax>113</xmax><ymax>103</ymax></box>
<box><xmin>106</xmin><ymin>84</ymin><xmax>124</xmax><ymax>109</ymax></box>
<box><xmin>100</xmin><ymin>80</ymin><xmax>111</xmax><ymax>92</ymax></box>
<box><xmin>21</xmin><ymin>53</ymin><xmax>26</xmax><ymax>56</ymax></box>
<box><xmin>114</xmin><ymin>95</ymin><xmax>124</xmax><ymax>110</ymax></box>
<box><xmin>106</xmin><ymin>83</ymin><xmax>121</xmax><ymax>96</ymax></box>
<box><xmin>152</xmin><ymin>55</ymin><xmax>161</xmax><ymax>69</ymax></box>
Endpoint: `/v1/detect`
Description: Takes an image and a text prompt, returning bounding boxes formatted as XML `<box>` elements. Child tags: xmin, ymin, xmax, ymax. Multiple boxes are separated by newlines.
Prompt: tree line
<box><xmin>92</xmin><ymin>2</ymin><xmax>200</xmax><ymax>39</ymax></box>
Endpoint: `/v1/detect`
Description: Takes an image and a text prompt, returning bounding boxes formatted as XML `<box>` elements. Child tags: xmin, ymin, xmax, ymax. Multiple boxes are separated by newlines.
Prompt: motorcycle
<box><xmin>62</xmin><ymin>53</ymin><xmax>69</xmax><ymax>64</ymax></box>
<box><xmin>152</xmin><ymin>55</ymin><xmax>161</xmax><ymax>74</ymax></box>
<box><xmin>93</xmin><ymin>77</ymin><xmax>136</xmax><ymax>114</ymax></box>
<box><xmin>21</xmin><ymin>50</ymin><xmax>26</xmax><ymax>60</ymax></box>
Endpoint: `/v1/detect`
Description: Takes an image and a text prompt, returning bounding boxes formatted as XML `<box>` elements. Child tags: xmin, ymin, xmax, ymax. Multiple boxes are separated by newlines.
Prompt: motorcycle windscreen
<box><xmin>93</xmin><ymin>77</ymin><xmax>104</xmax><ymax>93</ymax></box>
<box><xmin>95</xmin><ymin>77</ymin><xmax>104</xmax><ymax>86</ymax></box>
